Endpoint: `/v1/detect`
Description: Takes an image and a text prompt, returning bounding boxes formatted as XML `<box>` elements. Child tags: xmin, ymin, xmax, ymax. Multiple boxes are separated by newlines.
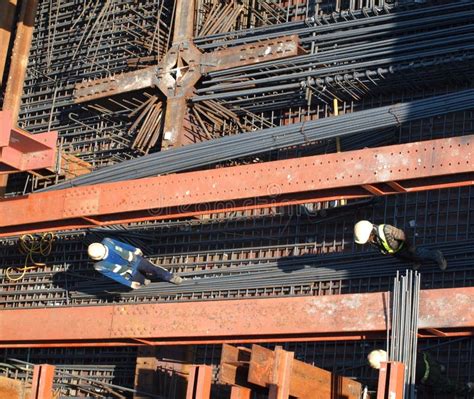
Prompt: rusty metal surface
<box><xmin>0</xmin><ymin>0</ymin><xmax>18</xmax><ymax>88</ymax></box>
<box><xmin>2</xmin><ymin>0</ymin><xmax>38</xmax><ymax>124</ymax></box>
<box><xmin>161</xmin><ymin>95</ymin><xmax>190</xmax><ymax>148</ymax></box>
<box><xmin>133</xmin><ymin>347</ymin><xmax>161</xmax><ymax>399</ymax></box>
<box><xmin>57</xmin><ymin>154</ymin><xmax>92</xmax><ymax>180</ymax></box>
<box><xmin>0</xmin><ymin>135</ymin><xmax>472</xmax><ymax>236</ymax></box>
<box><xmin>0</xmin><ymin>111</ymin><xmax>57</xmax><ymax>174</ymax></box>
<box><xmin>72</xmin><ymin>0</ymin><xmax>301</xmax><ymax>151</ymax></box>
<box><xmin>173</xmin><ymin>0</ymin><xmax>195</xmax><ymax>43</ymax></box>
<box><xmin>418</xmin><ymin>287</ymin><xmax>474</xmax><ymax>329</ymax></box>
<box><xmin>30</xmin><ymin>364</ymin><xmax>55</xmax><ymax>399</ymax></box>
<box><xmin>230</xmin><ymin>386</ymin><xmax>251</xmax><ymax>399</ymax></box>
<box><xmin>133</xmin><ymin>346</ymin><xmax>193</xmax><ymax>399</ymax></box>
<box><xmin>376</xmin><ymin>361</ymin><xmax>404</xmax><ymax>399</ymax></box>
<box><xmin>0</xmin><ymin>288</ymin><xmax>472</xmax><ymax>347</ymax></box>
<box><xmin>220</xmin><ymin>344</ymin><xmax>363</xmax><ymax>399</ymax></box>
<box><xmin>248</xmin><ymin>345</ymin><xmax>362</xmax><ymax>399</ymax></box>
<box><xmin>73</xmin><ymin>35</ymin><xmax>300</xmax><ymax>103</ymax></box>
<box><xmin>266</xmin><ymin>347</ymin><xmax>293</xmax><ymax>399</ymax></box>
<box><xmin>74</xmin><ymin>66</ymin><xmax>160</xmax><ymax>104</ymax></box>
<box><xmin>0</xmin><ymin>376</ymin><xmax>27</xmax><ymax>399</ymax></box>
<box><xmin>186</xmin><ymin>365</ymin><xmax>212</xmax><ymax>399</ymax></box>
<box><xmin>219</xmin><ymin>345</ymin><xmax>252</xmax><ymax>388</ymax></box>
<box><xmin>202</xmin><ymin>35</ymin><xmax>302</xmax><ymax>72</ymax></box>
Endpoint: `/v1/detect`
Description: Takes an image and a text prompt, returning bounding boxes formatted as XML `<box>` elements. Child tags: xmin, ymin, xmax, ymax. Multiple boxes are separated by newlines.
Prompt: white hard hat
<box><xmin>367</xmin><ymin>349</ymin><xmax>387</xmax><ymax>369</ymax></box>
<box><xmin>88</xmin><ymin>243</ymin><xmax>107</xmax><ymax>260</ymax></box>
<box><xmin>354</xmin><ymin>220</ymin><xmax>374</xmax><ymax>244</ymax></box>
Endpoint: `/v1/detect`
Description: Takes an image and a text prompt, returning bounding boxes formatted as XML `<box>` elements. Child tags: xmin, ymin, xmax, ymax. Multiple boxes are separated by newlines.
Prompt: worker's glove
<box><xmin>134</xmin><ymin>248</ymin><xmax>143</xmax><ymax>256</ymax></box>
<box><xmin>131</xmin><ymin>282</ymin><xmax>141</xmax><ymax>289</ymax></box>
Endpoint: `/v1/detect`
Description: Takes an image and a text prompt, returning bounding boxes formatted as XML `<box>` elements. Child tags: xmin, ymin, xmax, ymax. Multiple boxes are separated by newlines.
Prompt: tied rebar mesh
<box><xmin>388</xmin><ymin>269</ymin><xmax>421</xmax><ymax>399</ymax></box>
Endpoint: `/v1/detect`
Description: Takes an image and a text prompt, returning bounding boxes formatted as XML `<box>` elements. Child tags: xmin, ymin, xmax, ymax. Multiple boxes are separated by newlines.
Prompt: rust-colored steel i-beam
<box><xmin>30</xmin><ymin>364</ymin><xmax>55</xmax><ymax>399</ymax></box>
<box><xmin>376</xmin><ymin>362</ymin><xmax>404</xmax><ymax>399</ymax></box>
<box><xmin>220</xmin><ymin>344</ymin><xmax>365</xmax><ymax>399</ymax></box>
<box><xmin>0</xmin><ymin>0</ymin><xmax>18</xmax><ymax>87</ymax></box>
<box><xmin>3</xmin><ymin>0</ymin><xmax>39</xmax><ymax>124</ymax></box>
<box><xmin>0</xmin><ymin>135</ymin><xmax>472</xmax><ymax>237</ymax></box>
<box><xmin>0</xmin><ymin>288</ymin><xmax>472</xmax><ymax>348</ymax></box>
<box><xmin>0</xmin><ymin>111</ymin><xmax>57</xmax><ymax>174</ymax></box>
<box><xmin>186</xmin><ymin>365</ymin><xmax>212</xmax><ymax>399</ymax></box>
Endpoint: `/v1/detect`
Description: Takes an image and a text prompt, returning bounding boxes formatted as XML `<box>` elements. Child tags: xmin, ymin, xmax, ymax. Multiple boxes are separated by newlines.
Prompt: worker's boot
<box><xmin>169</xmin><ymin>275</ymin><xmax>183</xmax><ymax>285</ymax></box>
<box><xmin>434</xmin><ymin>250</ymin><xmax>447</xmax><ymax>271</ymax></box>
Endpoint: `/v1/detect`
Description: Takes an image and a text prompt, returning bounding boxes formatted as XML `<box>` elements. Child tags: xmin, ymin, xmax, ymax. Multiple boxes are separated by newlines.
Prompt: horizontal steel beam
<box><xmin>74</xmin><ymin>35</ymin><xmax>300</xmax><ymax>103</ymax></box>
<box><xmin>201</xmin><ymin>35</ymin><xmax>302</xmax><ymax>73</ymax></box>
<box><xmin>0</xmin><ymin>135</ymin><xmax>472</xmax><ymax>236</ymax></box>
<box><xmin>74</xmin><ymin>66</ymin><xmax>160</xmax><ymax>103</ymax></box>
<box><xmin>0</xmin><ymin>287</ymin><xmax>472</xmax><ymax>348</ymax></box>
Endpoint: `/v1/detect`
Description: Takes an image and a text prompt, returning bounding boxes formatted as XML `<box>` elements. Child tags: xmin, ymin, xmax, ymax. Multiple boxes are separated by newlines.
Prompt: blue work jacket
<box><xmin>93</xmin><ymin>238</ymin><xmax>141</xmax><ymax>287</ymax></box>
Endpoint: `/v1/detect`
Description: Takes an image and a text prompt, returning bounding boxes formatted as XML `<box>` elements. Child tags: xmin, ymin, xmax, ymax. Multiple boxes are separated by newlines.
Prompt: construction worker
<box><xmin>368</xmin><ymin>349</ymin><xmax>473</xmax><ymax>397</ymax></box>
<box><xmin>87</xmin><ymin>237</ymin><xmax>183</xmax><ymax>289</ymax></box>
<box><xmin>353</xmin><ymin>220</ymin><xmax>447</xmax><ymax>270</ymax></box>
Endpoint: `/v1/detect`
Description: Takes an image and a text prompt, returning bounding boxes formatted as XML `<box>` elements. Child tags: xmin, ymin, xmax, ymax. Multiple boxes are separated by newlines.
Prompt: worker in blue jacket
<box><xmin>87</xmin><ymin>237</ymin><xmax>182</xmax><ymax>289</ymax></box>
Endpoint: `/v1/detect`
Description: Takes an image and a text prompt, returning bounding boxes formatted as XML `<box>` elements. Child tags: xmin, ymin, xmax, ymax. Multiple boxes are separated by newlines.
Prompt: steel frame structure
<box><xmin>219</xmin><ymin>344</ymin><xmax>365</xmax><ymax>399</ymax></box>
<box><xmin>30</xmin><ymin>364</ymin><xmax>55</xmax><ymax>399</ymax></box>
<box><xmin>73</xmin><ymin>0</ymin><xmax>302</xmax><ymax>149</ymax></box>
<box><xmin>0</xmin><ymin>111</ymin><xmax>57</xmax><ymax>174</ymax></box>
<box><xmin>0</xmin><ymin>1</ymin><xmax>473</xmax><ymax>397</ymax></box>
<box><xmin>0</xmin><ymin>287</ymin><xmax>472</xmax><ymax>348</ymax></box>
<box><xmin>0</xmin><ymin>135</ymin><xmax>472</xmax><ymax>237</ymax></box>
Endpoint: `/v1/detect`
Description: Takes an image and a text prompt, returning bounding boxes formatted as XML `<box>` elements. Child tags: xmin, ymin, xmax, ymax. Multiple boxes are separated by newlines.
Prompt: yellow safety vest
<box><xmin>377</xmin><ymin>224</ymin><xmax>404</xmax><ymax>254</ymax></box>
<box><xmin>421</xmin><ymin>352</ymin><xmax>430</xmax><ymax>383</ymax></box>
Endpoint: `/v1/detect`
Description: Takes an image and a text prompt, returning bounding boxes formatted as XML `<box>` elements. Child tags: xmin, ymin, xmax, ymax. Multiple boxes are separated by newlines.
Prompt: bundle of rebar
<box><xmin>45</xmin><ymin>88</ymin><xmax>474</xmax><ymax>190</ymax></box>
<box><xmin>67</xmin><ymin>239</ymin><xmax>473</xmax><ymax>306</ymax></box>
<box><xmin>388</xmin><ymin>270</ymin><xmax>421</xmax><ymax>399</ymax></box>
<box><xmin>197</xmin><ymin>2</ymin><xmax>474</xmax><ymax>105</ymax></box>
<box><xmin>3</xmin><ymin>358</ymin><xmax>159</xmax><ymax>399</ymax></box>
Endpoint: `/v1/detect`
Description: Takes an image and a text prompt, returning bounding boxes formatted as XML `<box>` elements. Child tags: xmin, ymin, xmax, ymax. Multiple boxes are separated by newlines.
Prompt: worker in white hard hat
<box><xmin>354</xmin><ymin>220</ymin><xmax>447</xmax><ymax>270</ymax></box>
<box><xmin>368</xmin><ymin>349</ymin><xmax>473</xmax><ymax>397</ymax></box>
<box><xmin>88</xmin><ymin>237</ymin><xmax>183</xmax><ymax>289</ymax></box>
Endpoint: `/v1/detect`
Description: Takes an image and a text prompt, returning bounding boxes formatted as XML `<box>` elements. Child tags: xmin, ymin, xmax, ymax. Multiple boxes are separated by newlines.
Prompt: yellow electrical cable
<box><xmin>5</xmin><ymin>232</ymin><xmax>55</xmax><ymax>281</ymax></box>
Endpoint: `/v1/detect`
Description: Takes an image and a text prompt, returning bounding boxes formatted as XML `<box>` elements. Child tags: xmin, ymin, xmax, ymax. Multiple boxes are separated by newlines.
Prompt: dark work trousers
<box><xmin>416</xmin><ymin>352</ymin><xmax>470</xmax><ymax>396</ymax></box>
<box><xmin>132</xmin><ymin>258</ymin><xmax>174</xmax><ymax>284</ymax></box>
<box><xmin>394</xmin><ymin>244</ymin><xmax>439</xmax><ymax>266</ymax></box>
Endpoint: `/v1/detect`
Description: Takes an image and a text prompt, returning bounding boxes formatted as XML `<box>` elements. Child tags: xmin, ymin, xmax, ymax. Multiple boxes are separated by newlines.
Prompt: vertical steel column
<box><xmin>376</xmin><ymin>361</ymin><xmax>405</xmax><ymax>399</ymax></box>
<box><xmin>161</xmin><ymin>0</ymin><xmax>195</xmax><ymax>149</ymax></box>
<box><xmin>1</xmin><ymin>0</ymin><xmax>38</xmax><ymax>196</ymax></box>
<box><xmin>29</xmin><ymin>364</ymin><xmax>55</xmax><ymax>399</ymax></box>
<box><xmin>186</xmin><ymin>365</ymin><xmax>212</xmax><ymax>399</ymax></box>
<box><xmin>3</xmin><ymin>0</ymin><xmax>39</xmax><ymax>123</ymax></box>
<box><xmin>0</xmin><ymin>0</ymin><xmax>18</xmax><ymax>87</ymax></box>
<box><xmin>134</xmin><ymin>346</ymin><xmax>194</xmax><ymax>399</ymax></box>
<box><xmin>268</xmin><ymin>347</ymin><xmax>294</xmax><ymax>399</ymax></box>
